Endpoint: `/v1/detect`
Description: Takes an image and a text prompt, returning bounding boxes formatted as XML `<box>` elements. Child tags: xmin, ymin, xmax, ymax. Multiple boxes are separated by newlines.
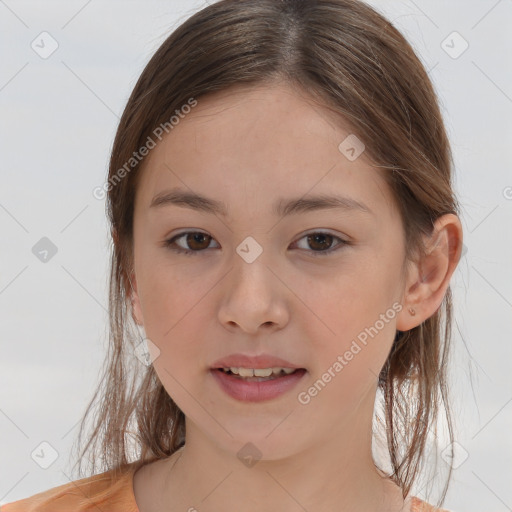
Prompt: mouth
<box><xmin>210</xmin><ymin>367</ymin><xmax>308</xmax><ymax>402</ymax></box>
<box><xmin>212</xmin><ymin>367</ymin><xmax>307</xmax><ymax>382</ymax></box>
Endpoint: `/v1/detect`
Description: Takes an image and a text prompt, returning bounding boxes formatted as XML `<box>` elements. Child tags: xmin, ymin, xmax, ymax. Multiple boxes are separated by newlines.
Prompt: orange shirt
<box><xmin>1</xmin><ymin>462</ymin><xmax>452</xmax><ymax>512</ymax></box>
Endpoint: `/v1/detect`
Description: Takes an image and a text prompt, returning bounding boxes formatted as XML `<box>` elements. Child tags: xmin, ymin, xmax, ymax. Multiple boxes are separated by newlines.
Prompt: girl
<box><xmin>3</xmin><ymin>0</ymin><xmax>464</xmax><ymax>510</ymax></box>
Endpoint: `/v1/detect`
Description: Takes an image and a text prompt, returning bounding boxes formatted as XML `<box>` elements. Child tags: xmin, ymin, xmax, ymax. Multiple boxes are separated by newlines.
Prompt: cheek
<box><xmin>302</xmin><ymin>258</ymin><xmax>400</xmax><ymax>381</ymax></box>
<box><xmin>137</xmin><ymin>260</ymin><xmax>219</xmax><ymax>377</ymax></box>
<box><xmin>139</xmin><ymin>255</ymin><xmax>215</xmax><ymax>330</ymax></box>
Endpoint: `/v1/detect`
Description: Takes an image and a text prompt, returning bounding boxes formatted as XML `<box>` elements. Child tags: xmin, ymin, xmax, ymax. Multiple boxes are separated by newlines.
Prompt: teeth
<box><xmin>222</xmin><ymin>367</ymin><xmax>296</xmax><ymax>377</ymax></box>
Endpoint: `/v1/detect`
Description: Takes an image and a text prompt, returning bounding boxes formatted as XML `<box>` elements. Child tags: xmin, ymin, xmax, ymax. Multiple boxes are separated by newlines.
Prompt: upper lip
<box><xmin>210</xmin><ymin>353</ymin><xmax>304</xmax><ymax>370</ymax></box>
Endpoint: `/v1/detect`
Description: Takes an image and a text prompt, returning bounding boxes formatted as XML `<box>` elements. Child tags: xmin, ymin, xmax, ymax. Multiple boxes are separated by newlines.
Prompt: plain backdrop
<box><xmin>1</xmin><ymin>1</ymin><xmax>511</xmax><ymax>511</ymax></box>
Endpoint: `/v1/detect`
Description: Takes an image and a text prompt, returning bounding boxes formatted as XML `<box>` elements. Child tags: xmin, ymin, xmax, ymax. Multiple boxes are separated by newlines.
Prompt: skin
<box><xmin>129</xmin><ymin>80</ymin><xmax>463</xmax><ymax>512</ymax></box>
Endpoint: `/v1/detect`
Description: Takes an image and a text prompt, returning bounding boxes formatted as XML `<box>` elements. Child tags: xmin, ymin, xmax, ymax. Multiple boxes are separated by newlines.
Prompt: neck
<box><xmin>156</xmin><ymin>385</ymin><xmax>407</xmax><ymax>512</ymax></box>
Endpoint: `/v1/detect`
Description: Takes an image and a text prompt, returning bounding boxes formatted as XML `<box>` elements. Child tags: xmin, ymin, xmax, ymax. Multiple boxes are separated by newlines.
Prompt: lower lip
<box><xmin>210</xmin><ymin>368</ymin><xmax>307</xmax><ymax>402</ymax></box>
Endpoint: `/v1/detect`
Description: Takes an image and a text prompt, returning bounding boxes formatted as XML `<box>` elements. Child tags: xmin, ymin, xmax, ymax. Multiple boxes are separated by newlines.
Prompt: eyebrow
<box><xmin>149</xmin><ymin>188</ymin><xmax>373</xmax><ymax>217</ymax></box>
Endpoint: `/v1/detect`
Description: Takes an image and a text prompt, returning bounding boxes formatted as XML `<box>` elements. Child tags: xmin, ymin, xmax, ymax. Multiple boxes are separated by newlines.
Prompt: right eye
<box><xmin>164</xmin><ymin>231</ymin><xmax>219</xmax><ymax>255</ymax></box>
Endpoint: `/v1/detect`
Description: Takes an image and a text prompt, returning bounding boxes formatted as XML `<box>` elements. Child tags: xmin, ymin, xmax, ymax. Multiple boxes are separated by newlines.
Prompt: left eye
<box><xmin>293</xmin><ymin>232</ymin><xmax>347</xmax><ymax>255</ymax></box>
<box><xmin>164</xmin><ymin>231</ymin><xmax>348</xmax><ymax>256</ymax></box>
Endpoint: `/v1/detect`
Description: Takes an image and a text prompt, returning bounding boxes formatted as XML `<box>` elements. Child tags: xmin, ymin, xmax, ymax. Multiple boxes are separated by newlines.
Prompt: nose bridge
<box><xmin>231</xmin><ymin>235</ymin><xmax>274</xmax><ymax>297</ymax></box>
<box><xmin>218</xmin><ymin>236</ymin><xmax>287</xmax><ymax>332</ymax></box>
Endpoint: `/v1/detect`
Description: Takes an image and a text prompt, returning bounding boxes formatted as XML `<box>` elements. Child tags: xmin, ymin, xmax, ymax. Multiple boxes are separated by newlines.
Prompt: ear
<box><xmin>128</xmin><ymin>269</ymin><xmax>144</xmax><ymax>326</ymax></box>
<box><xmin>396</xmin><ymin>213</ymin><xmax>463</xmax><ymax>331</ymax></box>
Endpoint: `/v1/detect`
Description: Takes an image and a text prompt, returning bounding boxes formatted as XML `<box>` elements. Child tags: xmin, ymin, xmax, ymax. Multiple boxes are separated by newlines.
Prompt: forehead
<box><xmin>135</xmin><ymin>82</ymin><xmax>397</xmax><ymax>221</ymax></box>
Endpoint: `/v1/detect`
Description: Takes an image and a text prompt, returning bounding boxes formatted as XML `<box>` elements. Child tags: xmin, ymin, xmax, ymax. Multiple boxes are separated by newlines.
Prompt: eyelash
<box><xmin>163</xmin><ymin>231</ymin><xmax>349</xmax><ymax>257</ymax></box>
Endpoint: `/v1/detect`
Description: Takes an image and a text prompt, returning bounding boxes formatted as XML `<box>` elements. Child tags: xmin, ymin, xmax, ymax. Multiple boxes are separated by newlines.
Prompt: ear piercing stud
<box><xmin>408</xmin><ymin>307</ymin><xmax>416</xmax><ymax>316</ymax></box>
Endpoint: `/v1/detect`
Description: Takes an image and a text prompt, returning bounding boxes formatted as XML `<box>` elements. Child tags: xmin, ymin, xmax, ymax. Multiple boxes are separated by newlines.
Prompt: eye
<box><xmin>292</xmin><ymin>231</ymin><xmax>348</xmax><ymax>256</ymax></box>
<box><xmin>163</xmin><ymin>230</ymin><xmax>349</xmax><ymax>256</ymax></box>
<box><xmin>164</xmin><ymin>231</ymin><xmax>218</xmax><ymax>255</ymax></box>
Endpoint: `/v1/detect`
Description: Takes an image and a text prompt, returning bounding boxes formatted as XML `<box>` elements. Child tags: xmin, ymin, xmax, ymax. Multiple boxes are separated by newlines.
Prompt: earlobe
<box><xmin>396</xmin><ymin>214</ymin><xmax>463</xmax><ymax>331</ymax></box>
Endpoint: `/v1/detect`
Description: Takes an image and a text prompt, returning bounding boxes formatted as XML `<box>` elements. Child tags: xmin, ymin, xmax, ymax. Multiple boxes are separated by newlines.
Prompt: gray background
<box><xmin>1</xmin><ymin>1</ymin><xmax>511</xmax><ymax>511</ymax></box>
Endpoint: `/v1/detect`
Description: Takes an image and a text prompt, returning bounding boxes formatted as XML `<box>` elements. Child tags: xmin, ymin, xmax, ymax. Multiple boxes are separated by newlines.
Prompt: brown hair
<box><xmin>72</xmin><ymin>0</ymin><xmax>460</xmax><ymax>506</ymax></box>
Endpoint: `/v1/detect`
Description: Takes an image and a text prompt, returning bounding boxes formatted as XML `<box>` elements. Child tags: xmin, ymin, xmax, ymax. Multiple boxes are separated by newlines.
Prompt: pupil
<box><xmin>308</xmin><ymin>233</ymin><xmax>332</xmax><ymax>251</ymax></box>
<box><xmin>188</xmin><ymin>233</ymin><xmax>209</xmax><ymax>249</ymax></box>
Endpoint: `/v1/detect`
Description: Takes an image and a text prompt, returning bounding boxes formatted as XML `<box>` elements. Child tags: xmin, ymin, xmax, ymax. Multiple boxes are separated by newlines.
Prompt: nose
<box><xmin>217</xmin><ymin>247</ymin><xmax>290</xmax><ymax>334</ymax></box>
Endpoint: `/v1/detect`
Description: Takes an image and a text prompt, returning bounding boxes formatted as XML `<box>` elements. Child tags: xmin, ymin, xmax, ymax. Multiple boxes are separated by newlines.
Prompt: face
<box><xmin>130</xmin><ymin>81</ymin><xmax>409</xmax><ymax>459</ymax></box>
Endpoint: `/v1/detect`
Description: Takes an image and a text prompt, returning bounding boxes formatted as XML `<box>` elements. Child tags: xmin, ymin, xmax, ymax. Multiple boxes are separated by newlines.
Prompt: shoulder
<box><xmin>1</xmin><ymin>464</ymin><xmax>140</xmax><ymax>512</ymax></box>
<box><xmin>411</xmin><ymin>496</ymin><xmax>456</xmax><ymax>512</ymax></box>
